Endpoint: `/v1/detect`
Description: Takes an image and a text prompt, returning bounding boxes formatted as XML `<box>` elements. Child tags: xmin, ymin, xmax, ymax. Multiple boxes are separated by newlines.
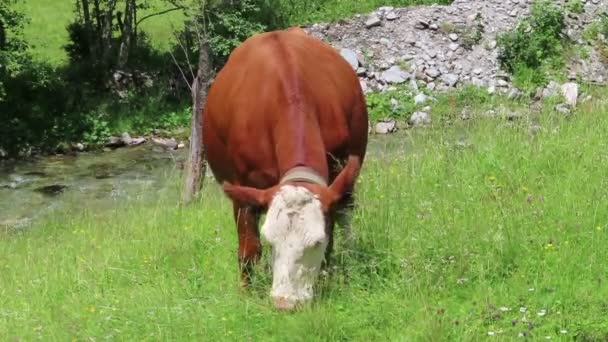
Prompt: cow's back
<box><xmin>202</xmin><ymin>29</ymin><xmax>368</xmax><ymax>188</ymax></box>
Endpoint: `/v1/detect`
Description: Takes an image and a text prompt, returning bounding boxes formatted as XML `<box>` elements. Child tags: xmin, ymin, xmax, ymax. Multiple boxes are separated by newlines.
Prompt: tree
<box><xmin>0</xmin><ymin>1</ymin><xmax>29</xmax><ymax>100</ymax></box>
<box><xmin>181</xmin><ymin>3</ymin><xmax>213</xmax><ymax>204</ymax></box>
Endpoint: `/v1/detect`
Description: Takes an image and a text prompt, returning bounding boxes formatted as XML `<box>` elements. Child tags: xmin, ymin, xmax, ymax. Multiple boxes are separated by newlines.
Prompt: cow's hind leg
<box><xmin>233</xmin><ymin>203</ymin><xmax>262</xmax><ymax>289</ymax></box>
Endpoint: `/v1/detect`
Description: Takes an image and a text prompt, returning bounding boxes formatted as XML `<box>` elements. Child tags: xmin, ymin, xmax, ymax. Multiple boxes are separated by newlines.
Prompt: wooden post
<box><xmin>182</xmin><ymin>34</ymin><xmax>213</xmax><ymax>204</ymax></box>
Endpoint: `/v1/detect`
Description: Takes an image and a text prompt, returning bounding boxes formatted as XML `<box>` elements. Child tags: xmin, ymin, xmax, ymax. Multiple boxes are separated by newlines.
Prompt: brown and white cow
<box><xmin>202</xmin><ymin>27</ymin><xmax>368</xmax><ymax>310</ymax></box>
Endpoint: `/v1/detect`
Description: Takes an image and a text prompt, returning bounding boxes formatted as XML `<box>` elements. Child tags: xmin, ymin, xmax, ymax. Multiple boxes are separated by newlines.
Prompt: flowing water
<box><xmin>0</xmin><ymin>132</ymin><xmax>410</xmax><ymax>230</ymax></box>
<box><xmin>0</xmin><ymin>144</ymin><xmax>189</xmax><ymax>229</ymax></box>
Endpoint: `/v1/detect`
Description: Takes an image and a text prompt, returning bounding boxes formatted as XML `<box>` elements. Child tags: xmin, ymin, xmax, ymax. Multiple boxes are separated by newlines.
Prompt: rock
<box><xmin>34</xmin><ymin>184</ymin><xmax>67</xmax><ymax>196</ymax></box>
<box><xmin>449</xmin><ymin>43</ymin><xmax>460</xmax><ymax>51</ymax></box>
<box><xmin>441</xmin><ymin>73</ymin><xmax>459</xmax><ymax>87</ymax></box>
<box><xmin>177</xmin><ymin>143</ymin><xmax>185</xmax><ymax>149</ymax></box>
<box><xmin>487</xmin><ymin>86</ymin><xmax>496</xmax><ymax>94</ymax></box>
<box><xmin>425</xmin><ymin>68</ymin><xmax>441</xmax><ymax>78</ymax></box>
<box><xmin>121</xmin><ymin>132</ymin><xmax>132</xmax><ymax>145</ymax></box>
<box><xmin>555</xmin><ymin>103</ymin><xmax>571</xmax><ymax>115</ymax></box>
<box><xmin>427</xmin><ymin>82</ymin><xmax>436</xmax><ymax>90</ymax></box>
<box><xmin>356</xmin><ymin>67</ymin><xmax>367</xmax><ymax>76</ymax></box>
<box><xmin>365</xmin><ymin>15</ymin><xmax>381</xmax><ymax>29</ymax></box>
<box><xmin>72</xmin><ymin>143</ymin><xmax>85</xmax><ymax>152</ymax></box>
<box><xmin>105</xmin><ymin>136</ymin><xmax>125</xmax><ymax>148</ymax></box>
<box><xmin>414</xmin><ymin>93</ymin><xmax>428</xmax><ymax>104</ymax></box>
<box><xmin>496</xmin><ymin>80</ymin><xmax>509</xmax><ymax>87</ymax></box>
<box><xmin>151</xmin><ymin>137</ymin><xmax>178</xmax><ymax>150</ymax></box>
<box><xmin>414</xmin><ymin>20</ymin><xmax>430</xmax><ymax>29</ymax></box>
<box><xmin>487</xmin><ymin>40</ymin><xmax>497</xmax><ymax>49</ymax></box>
<box><xmin>410</xmin><ymin>111</ymin><xmax>431</xmax><ymax>126</ymax></box>
<box><xmin>359</xmin><ymin>80</ymin><xmax>368</xmax><ymax>92</ymax></box>
<box><xmin>130</xmin><ymin>137</ymin><xmax>146</xmax><ymax>146</ymax></box>
<box><xmin>449</xmin><ymin>33</ymin><xmax>459</xmax><ymax>41</ymax></box>
<box><xmin>508</xmin><ymin>88</ymin><xmax>522</xmax><ymax>99</ymax></box>
<box><xmin>375</xmin><ymin>120</ymin><xmax>397</xmax><ymax>134</ymax></box>
<box><xmin>381</xmin><ymin>66</ymin><xmax>409</xmax><ymax>84</ymax></box>
<box><xmin>340</xmin><ymin>48</ymin><xmax>359</xmax><ymax>70</ymax></box>
<box><xmin>561</xmin><ymin>82</ymin><xmax>578</xmax><ymax>107</ymax></box>
<box><xmin>385</xmin><ymin>11</ymin><xmax>399</xmax><ymax>20</ymax></box>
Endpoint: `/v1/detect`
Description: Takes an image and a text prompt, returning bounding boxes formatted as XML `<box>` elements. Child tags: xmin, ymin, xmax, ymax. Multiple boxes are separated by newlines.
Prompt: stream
<box><xmin>0</xmin><ymin>133</ymin><xmax>409</xmax><ymax>230</ymax></box>
<box><xmin>0</xmin><ymin>143</ymin><xmax>188</xmax><ymax>229</ymax></box>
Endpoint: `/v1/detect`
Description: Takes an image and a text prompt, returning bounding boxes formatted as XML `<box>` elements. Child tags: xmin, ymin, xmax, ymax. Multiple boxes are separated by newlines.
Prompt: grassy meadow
<box><xmin>14</xmin><ymin>0</ymin><xmax>189</xmax><ymax>66</ymax></box>
<box><xmin>2</xmin><ymin>85</ymin><xmax>608</xmax><ymax>340</ymax></box>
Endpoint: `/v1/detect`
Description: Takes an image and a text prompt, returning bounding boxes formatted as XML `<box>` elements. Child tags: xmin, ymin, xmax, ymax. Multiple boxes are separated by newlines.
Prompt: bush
<box><xmin>366</xmin><ymin>88</ymin><xmax>416</xmax><ymax>123</ymax></box>
<box><xmin>497</xmin><ymin>0</ymin><xmax>566</xmax><ymax>73</ymax></box>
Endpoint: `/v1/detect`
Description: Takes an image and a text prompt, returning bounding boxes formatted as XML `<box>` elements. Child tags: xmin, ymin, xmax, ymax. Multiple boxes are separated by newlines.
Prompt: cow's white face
<box><xmin>261</xmin><ymin>185</ymin><xmax>328</xmax><ymax>310</ymax></box>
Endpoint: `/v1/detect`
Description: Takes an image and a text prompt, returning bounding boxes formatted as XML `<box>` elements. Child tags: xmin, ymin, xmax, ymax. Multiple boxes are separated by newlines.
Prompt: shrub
<box><xmin>497</xmin><ymin>0</ymin><xmax>567</xmax><ymax>90</ymax></box>
<box><xmin>497</xmin><ymin>0</ymin><xmax>566</xmax><ymax>73</ymax></box>
<box><xmin>366</xmin><ymin>88</ymin><xmax>415</xmax><ymax>123</ymax></box>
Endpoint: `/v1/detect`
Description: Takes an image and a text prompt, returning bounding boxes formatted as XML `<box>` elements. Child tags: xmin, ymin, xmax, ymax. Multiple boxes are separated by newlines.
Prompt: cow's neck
<box><xmin>274</xmin><ymin>111</ymin><xmax>329</xmax><ymax>182</ymax></box>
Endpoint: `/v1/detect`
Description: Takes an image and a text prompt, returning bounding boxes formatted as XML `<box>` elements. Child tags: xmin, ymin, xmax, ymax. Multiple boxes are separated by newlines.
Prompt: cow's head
<box><xmin>223</xmin><ymin>156</ymin><xmax>361</xmax><ymax>310</ymax></box>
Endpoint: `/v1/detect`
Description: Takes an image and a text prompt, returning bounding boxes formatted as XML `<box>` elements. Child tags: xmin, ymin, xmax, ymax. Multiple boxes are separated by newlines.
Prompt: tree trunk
<box><xmin>182</xmin><ymin>35</ymin><xmax>213</xmax><ymax>204</ymax></box>
<box><xmin>80</xmin><ymin>0</ymin><xmax>96</xmax><ymax>58</ymax></box>
<box><xmin>100</xmin><ymin>0</ymin><xmax>117</xmax><ymax>72</ymax></box>
<box><xmin>117</xmin><ymin>0</ymin><xmax>135</xmax><ymax>69</ymax></box>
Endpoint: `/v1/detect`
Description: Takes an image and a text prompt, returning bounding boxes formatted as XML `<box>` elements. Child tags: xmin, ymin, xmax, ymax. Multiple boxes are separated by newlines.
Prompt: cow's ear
<box><xmin>222</xmin><ymin>182</ymin><xmax>274</xmax><ymax>207</ymax></box>
<box><xmin>325</xmin><ymin>155</ymin><xmax>362</xmax><ymax>206</ymax></box>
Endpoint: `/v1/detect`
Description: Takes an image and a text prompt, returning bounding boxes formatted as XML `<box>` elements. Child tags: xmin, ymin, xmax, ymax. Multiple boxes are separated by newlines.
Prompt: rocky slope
<box><xmin>304</xmin><ymin>0</ymin><xmax>607</xmax><ymax>94</ymax></box>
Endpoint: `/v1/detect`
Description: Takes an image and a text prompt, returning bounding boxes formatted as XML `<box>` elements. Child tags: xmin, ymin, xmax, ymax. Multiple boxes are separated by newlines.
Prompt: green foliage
<box><xmin>497</xmin><ymin>0</ymin><xmax>566</xmax><ymax>72</ymax></box>
<box><xmin>566</xmin><ymin>0</ymin><xmax>584</xmax><ymax>14</ymax></box>
<box><xmin>497</xmin><ymin>0</ymin><xmax>567</xmax><ymax>90</ymax></box>
<box><xmin>365</xmin><ymin>87</ymin><xmax>415</xmax><ymax>122</ymax></box>
<box><xmin>205</xmin><ymin>0</ymin><xmax>285</xmax><ymax>65</ymax></box>
<box><xmin>0</xmin><ymin>0</ymin><xmax>30</xmax><ymax>100</ymax></box>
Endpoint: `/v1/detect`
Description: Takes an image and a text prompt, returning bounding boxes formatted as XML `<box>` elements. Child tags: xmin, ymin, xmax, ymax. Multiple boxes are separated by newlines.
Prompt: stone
<box><xmin>381</xmin><ymin>66</ymin><xmax>409</xmax><ymax>84</ymax></box>
<box><xmin>555</xmin><ymin>103</ymin><xmax>571</xmax><ymax>115</ymax></box>
<box><xmin>449</xmin><ymin>43</ymin><xmax>460</xmax><ymax>51</ymax></box>
<box><xmin>441</xmin><ymin>73</ymin><xmax>459</xmax><ymax>87</ymax></box>
<box><xmin>410</xmin><ymin>111</ymin><xmax>431</xmax><ymax>126</ymax></box>
<box><xmin>449</xmin><ymin>33</ymin><xmax>459</xmax><ymax>41</ymax></box>
<box><xmin>386</xmin><ymin>11</ymin><xmax>399</xmax><ymax>20</ymax></box>
<box><xmin>496</xmin><ymin>80</ymin><xmax>509</xmax><ymax>87</ymax></box>
<box><xmin>414</xmin><ymin>93</ymin><xmax>428</xmax><ymax>104</ymax></box>
<box><xmin>365</xmin><ymin>15</ymin><xmax>382</xmax><ymax>29</ymax></box>
<box><xmin>561</xmin><ymin>82</ymin><xmax>578</xmax><ymax>107</ymax></box>
<box><xmin>375</xmin><ymin>120</ymin><xmax>397</xmax><ymax>134</ymax></box>
<box><xmin>414</xmin><ymin>20</ymin><xmax>430</xmax><ymax>29</ymax></box>
<box><xmin>130</xmin><ymin>137</ymin><xmax>146</xmax><ymax>146</ymax></box>
<box><xmin>121</xmin><ymin>132</ymin><xmax>132</xmax><ymax>145</ymax></box>
<box><xmin>105</xmin><ymin>136</ymin><xmax>125</xmax><ymax>148</ymax></box>
<box><xmin>151</xmin><ymin>137</ymin><xmax>178</xmax><ymax>150</ymax></box>
<box><xmin>359</xmin><ymin>80</ymin><xmax>368</xmax><ymax>93</ymax></box>
<box><xmin>340</xmin><ymin>48</ymin><xmax>359</xmax><ymax>70</ymax></box>
<box><xmin>425</xmin><ymin>68</ymin><xmax>441</xmax><ymax>78</ymax></box>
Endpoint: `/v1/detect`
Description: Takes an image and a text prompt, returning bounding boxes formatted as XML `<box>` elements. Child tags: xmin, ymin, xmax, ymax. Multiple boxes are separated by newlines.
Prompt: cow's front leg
<box><xmin>233</xmin><ymin>203</ymin><xmax>262</xmax><ymax>288</ymax></box>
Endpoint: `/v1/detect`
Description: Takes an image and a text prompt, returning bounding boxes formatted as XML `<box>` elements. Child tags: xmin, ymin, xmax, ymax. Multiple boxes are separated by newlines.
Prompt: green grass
<box><xmin>2</xmin><ymin>85</ymin><xmax>608</xmax><ymax>340</ymax></box>
<box><xmin>283</xmin><ymin>0</ymin><xmax>452</xmax><ymax>25</ymax></box>
<box><xmin>14</xmin><ymin>0</ymin><xmax>189</xmax><ymax>66</ymax></box>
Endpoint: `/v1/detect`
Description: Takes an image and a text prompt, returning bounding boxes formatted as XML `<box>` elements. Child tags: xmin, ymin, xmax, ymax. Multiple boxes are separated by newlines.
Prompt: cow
<box><xmin>201</xmin><ymin>26</ymin><xmax>368</xmax><ymax>310</ymax></box>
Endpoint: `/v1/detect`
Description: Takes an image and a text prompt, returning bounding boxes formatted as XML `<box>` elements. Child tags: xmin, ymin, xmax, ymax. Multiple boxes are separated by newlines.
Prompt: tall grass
<box><xmin>2</xmin><ymin>86</ymin><xmax>608</xmax><ymax>340</ymax></box>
